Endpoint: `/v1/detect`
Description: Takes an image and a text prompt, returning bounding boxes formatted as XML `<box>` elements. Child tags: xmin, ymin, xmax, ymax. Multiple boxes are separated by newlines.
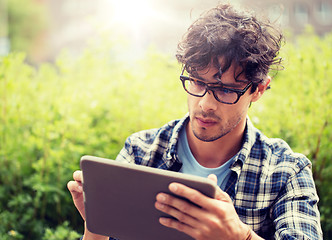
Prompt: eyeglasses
<box><xmin>180</xmin><ymin>68</ymin><xmax>252</xmax><ymax>105</ymax></box>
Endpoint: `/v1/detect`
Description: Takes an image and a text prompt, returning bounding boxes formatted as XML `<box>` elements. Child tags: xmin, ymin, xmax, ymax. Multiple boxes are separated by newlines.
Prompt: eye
<box><xmin>217</xmin><ymin>88</ymin><xmax>234</xmax><ymax>94</ymax></box>
<box><xmin>196</xmin><ymin>81</ymin><xmax>206</xmax><ymax>87</ymax></box>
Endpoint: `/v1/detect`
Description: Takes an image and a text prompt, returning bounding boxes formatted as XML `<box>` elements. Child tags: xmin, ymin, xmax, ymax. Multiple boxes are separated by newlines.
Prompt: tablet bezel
<box><xmin>80</xmin><ymin>155</ymin><xmax>217</xmax><ymax>240</ymax></box>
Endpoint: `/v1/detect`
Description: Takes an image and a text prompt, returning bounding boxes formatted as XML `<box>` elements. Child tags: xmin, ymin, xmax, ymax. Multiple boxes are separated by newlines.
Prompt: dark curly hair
<box><xmin>176</xmin><ymin>4</ymin><xmax>284</xmax><ymax>92</ymax></box>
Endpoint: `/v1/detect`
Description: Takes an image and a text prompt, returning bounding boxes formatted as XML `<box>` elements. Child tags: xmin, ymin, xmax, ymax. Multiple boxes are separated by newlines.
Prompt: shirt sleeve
<box><xmin>115</xmin><ymin>136</ymin><xmax>134</xmax><ymax>163</ymax></box>
<box><xmin>271</xmin><ymin>163</ymin><xmax>323</xmax><ymax>240</ymax></box>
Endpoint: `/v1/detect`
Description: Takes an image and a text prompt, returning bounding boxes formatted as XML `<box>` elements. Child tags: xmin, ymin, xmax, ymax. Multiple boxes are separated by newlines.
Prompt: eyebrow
<box><xmin>188</xmin><ymin>75</ymin><xmax>246</xmax><ymax>89</ymax></box>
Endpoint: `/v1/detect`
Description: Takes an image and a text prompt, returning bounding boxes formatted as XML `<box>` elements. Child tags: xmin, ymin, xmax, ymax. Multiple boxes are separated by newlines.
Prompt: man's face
<box><xmin>187</xmin><ymin>61</ymin><xmax>256</xmax><ymax>142</ymax></box>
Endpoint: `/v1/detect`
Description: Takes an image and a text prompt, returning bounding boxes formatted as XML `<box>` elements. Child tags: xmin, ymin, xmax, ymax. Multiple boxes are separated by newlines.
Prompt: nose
<box><xmin>199</xmin><ymin>90</ymin><xmax>218</xmax><ymax>112</ymax></box>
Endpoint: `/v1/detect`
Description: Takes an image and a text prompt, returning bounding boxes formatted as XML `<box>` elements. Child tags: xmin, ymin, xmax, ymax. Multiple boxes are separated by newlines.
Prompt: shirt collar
<box><xmin>167</xmin><ymin>113</ymin><xmax>189</xmax><ymax>162</ymax></box>
<box><xmin>168</xmin><ymin>114</ymin><xmax>257</xmax><ymax>166</ymax></box>
<box><xmin>230</xmin><ymin>117</ymin><xmax>258</xmax><ymax>171</ymax></box>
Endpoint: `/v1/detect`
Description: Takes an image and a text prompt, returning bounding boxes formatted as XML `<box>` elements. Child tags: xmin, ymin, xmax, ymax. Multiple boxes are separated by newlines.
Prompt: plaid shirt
<box><xmin>113</xmin><ymin>114</ymin><xmax>322</xmax><ymax>240</ymax></box>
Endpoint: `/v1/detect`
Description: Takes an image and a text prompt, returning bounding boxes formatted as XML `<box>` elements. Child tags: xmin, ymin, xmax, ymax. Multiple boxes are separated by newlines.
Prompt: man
<box><xmin>67</xmin><ymin>3</ymin><xmax>322</xmax><ymax>240</ymax></box>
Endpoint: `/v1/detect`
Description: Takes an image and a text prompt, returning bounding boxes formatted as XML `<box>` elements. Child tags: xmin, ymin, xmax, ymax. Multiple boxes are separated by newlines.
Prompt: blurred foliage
<box><xmin>0</xmin><ymin>29</ymin><xmax>331</xmax><ymax>239</ymax></box>
<box><xmin>7</xmin><ymin>0</ymin><xmax>47</xmax><ymax>52</ymax></box>
<box><xmin>42</xmin><ymin>221</ymin><xmax>80</xmax><ymax>240</ymax></box>
<box><xmin>0</xmin><ymin>36</ymin><xmax>186</xmax><ymax>239</ymax></box>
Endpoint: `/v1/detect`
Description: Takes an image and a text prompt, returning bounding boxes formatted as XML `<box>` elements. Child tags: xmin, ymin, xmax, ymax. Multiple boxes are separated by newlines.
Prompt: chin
<box><xmin>193</xmin><ymin>130</ymin><xmax>225</xmax><ymax>142</ymax></box>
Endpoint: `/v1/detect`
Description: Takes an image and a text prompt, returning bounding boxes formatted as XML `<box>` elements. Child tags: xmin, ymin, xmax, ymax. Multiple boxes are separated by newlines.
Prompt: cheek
<box><xmin>235</xmin><ymin>92</ymin><xmax>253</xmax><ymax>108</ymax></box>
<box><xmin>222</xmin><ymin>99</ymin><xmax>251</xmax><ymax>119</ymax></box>
<box><xmin>187</xmin><ymin>95</ymin><xmax>196</xmax><ymax>111</ymax></box>
<box><xmin>232</xmin><ymin>101</ymin><xmax>251</xmax><ymax>118</ymax></box>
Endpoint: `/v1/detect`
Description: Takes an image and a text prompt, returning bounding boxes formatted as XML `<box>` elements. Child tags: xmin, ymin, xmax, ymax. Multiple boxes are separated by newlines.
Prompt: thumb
<box><xmin>207</xmin><ymin>174</ymin><xmax>232</xmax><ymax>202</ymax></box>
<box><xmin>207</xmin><ymin>174</ymin><xmax>218</xmax><ymax>184</ymax></box>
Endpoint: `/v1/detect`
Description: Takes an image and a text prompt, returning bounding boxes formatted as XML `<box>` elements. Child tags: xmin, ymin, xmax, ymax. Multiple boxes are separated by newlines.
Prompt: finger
<box><xmin>158</xmin><ymin>217</ymin><xmax>199</xmax><ymax>239</ymax></box>
<box><xmin>206</xmin><ymin>174</ymin><xmax>231</xmax><ymax>202</ymax></box>
<box><xmin>169</xmin><ymin>182</ymin><xmax>209</xmax><ymax>205</ymax></box>
<box><xmin>73</xmin><ymin>170</ymin><xmax>83</xmax><ymax>182</ymax></box>
<box><xmin>168</xmin><ymin>182</ymin><xmax>232</xmax><ymax>213</ymax></box>
<box><xmin>206</xmin><ymin>174</ymin><xmax>233</xmax><ymax>202</ymax></box>
<box><xmin>67</xmin><ymin>180</ymin><xmax>83</xmax><ymax>192</ymax></box>
<box><xmin>67</xmin><ymin>180</ymin><xmax>86</xmax><ymax>220</ymax></box>
<box><xmin>207</xmin><ymin>174</ymin><xmax>218</xmax><ymax>184</ymax></box>
<box><xmin>214</xmin><ymin>188</ymin><xmax>232</xmax><ymax>202</ymax></box>
<box><xmin>155</xmin><ymin>194</ymin><xmax>201</xmax><ymax>228</ymax></box>
<box><xmin>67</xmin><ymin>180</ymin><xmax>83</xmax><ymax>198</ymax></box>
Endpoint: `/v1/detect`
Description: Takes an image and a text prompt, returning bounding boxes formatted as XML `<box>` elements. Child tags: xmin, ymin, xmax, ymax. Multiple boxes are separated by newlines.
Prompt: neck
<box><xmin>186</xmin><ymin>119</ymin><xmax>246</xmax><ymax>168</ymax></box>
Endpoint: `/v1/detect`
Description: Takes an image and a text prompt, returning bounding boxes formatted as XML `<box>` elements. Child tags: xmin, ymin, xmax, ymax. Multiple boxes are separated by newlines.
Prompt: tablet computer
<box><xmin>80</xmin><ymin>155</ymin><xmax>217</xmax><ymax>240</ymax></box>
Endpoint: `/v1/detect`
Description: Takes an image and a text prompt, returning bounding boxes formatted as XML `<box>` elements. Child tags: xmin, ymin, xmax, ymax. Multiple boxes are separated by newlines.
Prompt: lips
<box><xmin>196</xmin><ymin>117</ymin><xmax>218</xmax><ymax>128</ymax></box>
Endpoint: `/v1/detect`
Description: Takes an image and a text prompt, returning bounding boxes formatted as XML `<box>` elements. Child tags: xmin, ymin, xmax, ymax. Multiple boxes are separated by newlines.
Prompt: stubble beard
<box><xmin>191</xmin><ymin>112</ymin><xmax>243</xmax><ymax>142</ymax></box>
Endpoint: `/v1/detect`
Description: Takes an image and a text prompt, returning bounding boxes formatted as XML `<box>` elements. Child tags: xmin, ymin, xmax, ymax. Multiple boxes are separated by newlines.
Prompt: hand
<box><xmin>67</xmin><ymin>170</ymin><xmax>86</xmax><ymax>220</ymax></box>
<box><xmin>155</xmin><ymin>174</ymin><xmax>252</xmax><ymax>240</ymax></box>
<box><xmin>67</xmin><ymin>171</ymin><xmax>109</xmax><ymax>240</ymax></box>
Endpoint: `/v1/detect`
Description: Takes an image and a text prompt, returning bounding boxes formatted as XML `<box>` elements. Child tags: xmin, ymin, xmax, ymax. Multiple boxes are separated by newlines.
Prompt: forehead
<box><xmin>192</xmin><ymin>60</ymin><xmax>246</xmax><ymax>82</ymax></box>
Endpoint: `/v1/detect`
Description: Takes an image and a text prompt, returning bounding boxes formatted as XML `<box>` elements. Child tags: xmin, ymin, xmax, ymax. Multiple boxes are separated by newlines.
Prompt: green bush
<box><xmin>0</xmin><ymin>40</ymin><xmax>186</xmax><ymax>239</ymax></box>
<box><xmin>0</xmin><ymin>30</ymin><xmax>331</xmax><ymax>238</ymax></box>
<box><xmin>42</xmin><ymin>221</ymin><xmax>80</xmax><ymax>240</ymax></box>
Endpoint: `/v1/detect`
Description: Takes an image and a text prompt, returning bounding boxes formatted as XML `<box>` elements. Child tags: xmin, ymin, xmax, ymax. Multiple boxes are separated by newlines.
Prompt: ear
<box><xmin>251</xmin><ymin>76</ymin><xmax>271</xmax><ymax>103</ymax></box>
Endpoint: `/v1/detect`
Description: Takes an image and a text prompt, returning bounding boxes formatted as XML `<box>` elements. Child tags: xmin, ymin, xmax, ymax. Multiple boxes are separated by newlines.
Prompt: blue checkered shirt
<box><xmin>112</xmin><ymin>115</ymin><xmax>322</xmax><ymax>239</ymax></box>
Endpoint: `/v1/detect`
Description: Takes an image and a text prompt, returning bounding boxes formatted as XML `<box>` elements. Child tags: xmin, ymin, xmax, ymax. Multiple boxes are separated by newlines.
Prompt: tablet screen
<box><xmin>81</xmin><ymin>155</ymin><xmax>217</xmax><ymax>240</ymax></box>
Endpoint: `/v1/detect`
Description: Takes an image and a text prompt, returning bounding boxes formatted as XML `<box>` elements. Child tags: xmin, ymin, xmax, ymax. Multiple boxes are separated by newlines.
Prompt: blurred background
<box><xmin>0</xmin><ymin>0</ymin><xmax>331</xmax><ymax>239</ymax></box>
<box><xmin>1</xmin><ymin>0</ymin><xmax>332</xmax><ymax>64</ymax></box>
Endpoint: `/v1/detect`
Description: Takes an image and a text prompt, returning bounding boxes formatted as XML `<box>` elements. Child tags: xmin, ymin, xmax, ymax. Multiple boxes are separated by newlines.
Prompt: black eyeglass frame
<box><xmin>179</xmin><ymin>68</ymin><xmax>253</xmax><ymax>105</ymax></box>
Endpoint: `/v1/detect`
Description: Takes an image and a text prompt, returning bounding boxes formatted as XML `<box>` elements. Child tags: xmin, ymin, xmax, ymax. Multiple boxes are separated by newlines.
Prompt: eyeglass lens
<box><xmin>183</xmin><ymin>79</ymin><xmax>239</xmax><ymax>104</ymax></box>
